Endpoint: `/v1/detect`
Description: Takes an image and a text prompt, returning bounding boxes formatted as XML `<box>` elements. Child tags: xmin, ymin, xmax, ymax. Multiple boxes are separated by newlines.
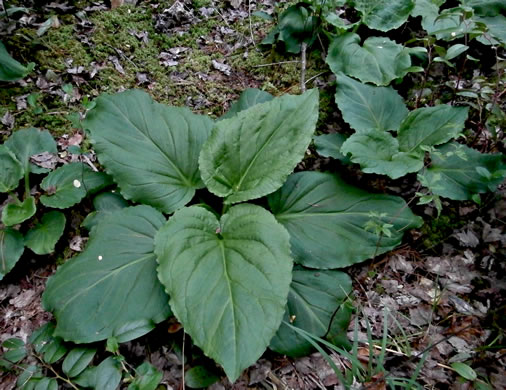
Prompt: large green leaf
<box><xmin>334</xmin><ymin>73</ymin><xmax>408</xmax><ymax>132</ymax></box>
<box><xmin>412</xmin><ymin>0</ymin><xmax>465</xmax><ymax>39</ymax></box>
<box><xmin>24</xmin><ymin>211</ymin><xmax>66</xmax><ymax>255</ymax></box>
<box><xmin>324</xmin><ymin>7</ymin><xmax>360</xmax><ymax>31</ymax></box>
<box><xmin>313</xmin><ymin>133</ymin><xmax>349</xmax><ymax>162</ymax></box>
<box><xmin>341</xmin><ymin>130</ymin><xmax>424</xmax><ymax>179</ymax></box>
<box><xmin>2</xmin><ymin>196</ymin><xmax>36</xmax><ymax>226</ymax></box>
<box><xmin>0</xmin><ymin>229</ymin><xmax>24</xmax><ymax>280</ymax></box>
<box><xmin>42</xmin><ymin>206</ymin><xmax>171</xmax><ymax>343</ymax></box>
<box><xmin>0</xmin><ymin>41</ymin><xmax>34</xmax><ymax>81</ymax></box>
<box><xmin>0</xmin><ymin>145</ymin><xmax>23</xmax><ymax>193</ymax></box>
<box><xmin>4</xmin><ymin>128</ymin><xmax>57</xmax><ymax>174</ymax></box>
<box><xmin>270</xmin><ymin>267</ymin><xmax>352</xmax><ymax>357</ymax></box>
<box><xmin>354</xmin><ymin>0</ymin><xmax>415</xmax><ymax>32</ymax></box>
<box><xmin>40</xmin><ymin>163</ymin><xmax>112</xmax><ymax>209</ymax></box>
<box><xmin>81</xmin><ymin>191</ymin><xmax>128</xmax><ymax>231</ymax></box>
<box><xmin>327</xmin><ymin>33</ymin><xmax>411</xmax><ymax>86</ymax></box>
<box><xmin>268</xmin><ymin>172</ymin><xmax>423</xmax><ymax>268</ymax></box>
<box><xmin>155</xmin><ymin>205</ymin><xmax>293</xmax><ymax>381</ymax></box>
<box><xmin>462</xmin><ymin>0</ymin><xmax>505</xmax><ymax>16</ymax></box>
<box><xmin>398</xmin><ymin>105</ymin><xmax>468</xmax><ymax>153</ymax></box>
<box><xmin>261</xmin><ymin>4</ymin><xmax>318</xmax><ymax>54</ymax></box>
<box><xmin>84</xmin><ymin>90</ymin><xmax>214</xmax><ymax>214</ymax></box>
<box><xmin>199</xmin><ymin>89</ymin><xmax>319</xmax><ymax>204</ymax></box>
<box><xmin>221</xmin><ymin>88</ymin><xmax>274</xmax><ymax>120</ymax></box>
<box><xmin>475</xmin><ymin>15</ymin><xmax>506</xmax><ymax>46</ymax></box>
<box><xmin>421</xmin><ymin>143</ymin><xmax>506</xmax><ymax>200</ymax></box>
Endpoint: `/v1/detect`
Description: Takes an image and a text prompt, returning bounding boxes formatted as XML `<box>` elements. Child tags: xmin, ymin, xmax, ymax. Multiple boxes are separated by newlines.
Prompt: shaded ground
<box><xmin>1</xmin><ymin>0</ymin><xmax>505</xmax><ymax>389</ymax></box>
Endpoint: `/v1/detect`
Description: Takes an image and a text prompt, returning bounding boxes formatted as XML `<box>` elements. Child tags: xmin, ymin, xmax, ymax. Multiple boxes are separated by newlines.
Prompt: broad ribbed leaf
<box><xmin>341</xmin><ymin>131</ymin><xmax>424</xmax><ymax>179</ymax></box>
<box><xmin>269</xmin><ymin>172</ymin><xmax>422</xmax><ymax>268</ymax></box>
<box><xmin>155</xmin><ymin>205</ymin><xmax>293</xmax><ymax>381</ymax></box>
<box><xmin>81</xmin><ymin>192</ymin><xmax>128</xmax><ymax>231</ymax></box>
<box><xmin>335</xmin><ymin>73</ymin><xmax>408</xmax><ymax>132</ymax></box>
<box><xmin>475</xmin><ymin>15</ymin><xmax>506</xmax><ymax>46</ymax></box>
<box><xmin>398</xmin><ymin>105</ymin><xmax>468</xmax><ymax>153</ymax></box>
<box><xmin>0</xmin><ymin>229</ymin><xmax>24</xmax><ymax>280</ymax></box>
<box><xmin>199</xmin><ymin>89</ymin><xmax>319</xmax><ymax>204</ymax></box>
<box><xmin>84</xmin><ymin>90</ymin><xmax>214</xmax><ymax>214</ymax></box>
<box><xmin>0</xmin><ymin>145</ymin><xmax>23</xmax><ymax>193</ymax></box>
<box><xmin>421</xmin><ymin>143</ymin><xmax>506</xmax><ymax>200</ymax></box>
<box><xmin>327</xmin><ymin>33</ymin><xmax>411</xmax><ymax>85</ymax></box>
<box><xmin>40</xmin><ymin>163</ymin><xmax>112</xmax><ymax>209</ymax></box>
<box><xmin>4</xmin><ymin>128</ymin><xmax>57</xmax><ymax>173</ymax></box>
<box><xmin>270</xmin><ymin>267</ymin><xmax>352</xmax><ymax>357</ymax></box>
<box><xmin>412</xmin><ymin>0</ymin><xmax>464</xmax><ymax>39</ymax></box>
<box><xmin>354</xmin><ymin>0</ymin><xmax>415</xmax><ymax>31</ymax></box>
<box><xmin>221</xmin><ymin>88</ymin><xmax>274</xmax><ymax>120</ymax></box>
<box><xmin>462</xmin><ymin>0</ymin><xmax>505</xmax><ymax>16</ymax></box>
<box><xmin>324</xmin><ymin>10</ymin><xmax>359</xmax><ymax>31</ymax></box>
<box><xmin>261</xmin><ymin>4</ymin><xmax>318</xmax><ymax>53</ymax></box>
<box><xmin>42</xmin><ymin>206</ymin><xmax>171</xmax><ymax>343</ymax></box>
<box><xmin>0</xmin><ymin>41</ymin><xmax>34</xmax><ymax>81</ymax></box>
<box><xmin>25</xmin><ymin>211</ymin><xmax>66</xmax><ymax>255</ymax></box>
<box><xmin>2</xmin><ymin>196</ymin><xmax>36</xmax><ymax>226</ymax></box>
<box><xmin>313</xmin><ymin>133</ymin><xmax>348</xmax><ymax>161</ymax></box>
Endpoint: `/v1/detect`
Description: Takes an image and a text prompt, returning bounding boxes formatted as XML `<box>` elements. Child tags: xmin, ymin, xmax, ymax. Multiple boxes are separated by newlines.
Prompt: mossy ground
<box><xmin>1</xmin><ymin>1</ymin><xmax>333</xmax><ymax>136</ymax></box>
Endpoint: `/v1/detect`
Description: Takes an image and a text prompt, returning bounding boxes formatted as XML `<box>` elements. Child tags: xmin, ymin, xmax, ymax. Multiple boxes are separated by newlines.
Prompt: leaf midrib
<box><xmin>219</xmin><ymin>240</ymin><xmax>237</xmax><ymax>373</ymax></box>
<box><xmin>234</xmin><ymin>105</ymin><xmax>285</xmax><ymax>194</ymax></box>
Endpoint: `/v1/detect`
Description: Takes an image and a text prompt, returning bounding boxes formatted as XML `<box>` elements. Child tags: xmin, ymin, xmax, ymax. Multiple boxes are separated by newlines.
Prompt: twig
<box><xmin>365</xmin><ymin>342</ymin><xmax>452</xmax><ymax>371</ymax></box>
<box><xmin>247</xmin><ymin>0</ymin><xmax>257</xmax><ymax>50</ymax></box>
<box><xmin>300</xmin><ymin>42</ymin><xmax>307</xmax><ymax>93</ymax></box>
<box><xmin>253</xmin><ymin>60</ymin><xmax>300</xmax><ymax>68</ymax></box>
<box><xmin>104</xmin><ymin>43</ymin><xmax>138</xmax><ymax>69</ymax></box>
<box><xmin>304</xmin><ymin>71</ymin><xmax>326</xmax><ymax>86</ymax></box>
<box><xmin>213</xmin><ymin>6</ymin><xmax>229</xmax><ymax>26</ymax></box>
<box><xmin>81</xmin><ymin>154</ymin><xmax>99</xmax><ymax>172</ymax></box>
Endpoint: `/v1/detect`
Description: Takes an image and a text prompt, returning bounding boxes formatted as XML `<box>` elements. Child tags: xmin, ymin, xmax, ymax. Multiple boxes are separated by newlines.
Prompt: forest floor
<box><xmin>0</xmin><ymin>0</ymin><xmax>505</xmax><ymax>389</ymax></box>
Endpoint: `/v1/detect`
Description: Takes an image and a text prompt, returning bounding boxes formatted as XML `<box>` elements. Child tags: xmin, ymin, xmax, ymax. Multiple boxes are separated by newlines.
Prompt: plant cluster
<box><xmin>263</xmin><ymin>0</ymin><xmax>505</xmax><ymax>212</ymax></box>
<box><xmin>1</xmin><ymin>322</ymin><xmax>163</xmax><ymax>390</ymax></box>
<box><xmin>32</xmin><ymin>87</ymin><xmax>425</xmax><ymax>382</ymax></box>
<box><xmin>0</xmin><ymin>127</ymin><xmax>111</xmax><ymax>279</ymax></box>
